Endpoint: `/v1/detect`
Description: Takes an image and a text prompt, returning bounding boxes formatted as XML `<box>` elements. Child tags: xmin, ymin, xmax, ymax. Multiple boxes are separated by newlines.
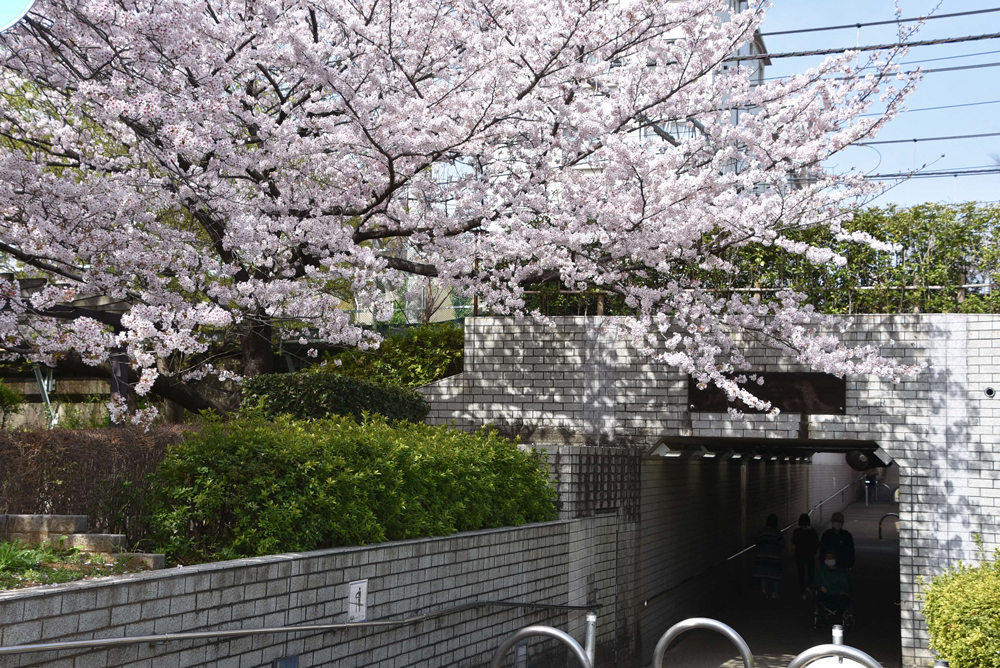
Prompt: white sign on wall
<box><xmin>0</xmin><ymin>0</ymin><xmax>37</xmax><ymax>32</ymax></box>
<box><xmin>347</xmin><ymin>579</ymin><xmax>368</xmax><ymax>623</ymax></box>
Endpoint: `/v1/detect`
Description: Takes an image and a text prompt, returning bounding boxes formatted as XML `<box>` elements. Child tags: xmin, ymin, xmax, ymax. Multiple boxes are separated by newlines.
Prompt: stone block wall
<box><xmin>0</xmin><ymin>518</ymin><xmax>617</xmax><ymax>668</ymax></box>
<box><xmin>419</xmin><ymin>315</ymin><xmax>1000</xmax><ymax>667</ymax></box>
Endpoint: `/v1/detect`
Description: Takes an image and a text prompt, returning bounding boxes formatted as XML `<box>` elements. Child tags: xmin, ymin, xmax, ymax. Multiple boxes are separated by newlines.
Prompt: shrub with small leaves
<box><xmin>241</xmin><ymin>372</ymin><xmax>428</xmax><ymax>423</ymax></box>
<box><xmin>150</xmin><ymin>417</ymin><xmax>557</xmax><ymax>563</ymax></box>
<box><xmin>319</xmin><ymin>322</ymin><xmax>464</xmax><ymax>388</ymax></box>
<box><xmin>920</xmin><ymin>543</ymin><xmax>1000</xmax><ymax>668</ymax></box>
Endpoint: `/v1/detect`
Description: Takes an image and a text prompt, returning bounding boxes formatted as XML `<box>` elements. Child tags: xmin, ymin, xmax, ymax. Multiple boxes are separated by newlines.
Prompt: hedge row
<box><xmin>150</xmin><ymin>417</ymin><xmax>557</xmax><ymax>563</ymax></box>
<box><xmin>241</xmin><ymin>372</ymin><xmax>428</xmax><ymax>422</ymax></box>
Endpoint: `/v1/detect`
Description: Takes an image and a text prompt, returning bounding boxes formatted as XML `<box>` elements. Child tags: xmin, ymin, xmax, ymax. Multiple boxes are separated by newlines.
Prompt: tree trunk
<box><xmin>241</xmin><ymin>315</ymin><xmax>274</xmax><ymax>377</ymax></box>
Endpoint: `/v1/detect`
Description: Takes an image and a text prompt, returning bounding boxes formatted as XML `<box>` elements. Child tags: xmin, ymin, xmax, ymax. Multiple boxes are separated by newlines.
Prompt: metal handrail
<box><xmin>652</xmin><ymin>618</ymin><xmax>754</xmax><ymax>668</ymax></box>
<box><xmin>489</xmin><ymin>625</ymin><xmax>592</xmax><ymax>668</ymax></box>
<box><xmin>879</xmin><ymin>513</ymin><xmax>900</xmax><ymax>539</ymax></box>
<box><xmin>786</xmin><ymin>644</ymin><xmax>884</xmax><ymax>668</ymax></box>
<box><xmin>0</xmin><ymin>599</ymin><xmax>601</xmax><ymax>656</ymax></box>
<box><xmin>643</xmin><ymin>476</ymin><xmax>863</xmax><ymax>607</ymax></box>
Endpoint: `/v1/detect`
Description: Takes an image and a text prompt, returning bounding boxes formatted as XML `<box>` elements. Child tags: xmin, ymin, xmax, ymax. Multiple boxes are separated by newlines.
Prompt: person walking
<box><xmin>819</xmin><ymin>511</ymin><xmax>856</xmax><ymax>570</ymax></box>
<box><xmin>753</xmin><ymin>513</ymin><xmax>784</xmax><ymax>599</ymax></box>
<box><xmin>791</xmin><ymin>513</ymin><xmax>819</xmax><ymax>600</ymax></box>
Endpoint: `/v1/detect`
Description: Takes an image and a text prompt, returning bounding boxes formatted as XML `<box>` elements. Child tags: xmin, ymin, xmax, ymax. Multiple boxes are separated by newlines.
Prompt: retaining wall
<box><xmin>0</xmin><ymin>517</ymin><xmax>618</xmax><ymax>668</ymax></box>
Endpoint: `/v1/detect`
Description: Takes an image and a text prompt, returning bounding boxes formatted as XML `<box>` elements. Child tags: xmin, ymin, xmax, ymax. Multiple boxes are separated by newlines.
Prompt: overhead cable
<box><xmin>764</xmin><ymin>60</ymin><xmax>1000</xmax><ymax>81</ymax></box>
<box><xmin>759</xmin><ymin>7</ymin><xmax>1000</xmax><ymax>37</ymax></box>
<box><xmin>865</xmin><ymin>168</ymin><xmax>1000</xmax><ymax>179</ymax></box>
<box><xmin>861</xmin><ymin>99</ymin><xmax>1000</xmax><ymax>117</ymax></box>
<box><xmin>856</xmin><ymin>132</ymin><xmax>1000</xmax><ymax>146</ymax></box>
<box><xmin>727</xmin><ymin>32</ymin><xmax>1000</xmax><ymax>61</ymax></box>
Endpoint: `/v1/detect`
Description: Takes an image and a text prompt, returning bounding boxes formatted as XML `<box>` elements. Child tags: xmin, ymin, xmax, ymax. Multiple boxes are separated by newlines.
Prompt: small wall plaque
<box><xmin>348</xmin><ymin>579</ymin><xmax>368</xmax><ymax>622</ymax></box>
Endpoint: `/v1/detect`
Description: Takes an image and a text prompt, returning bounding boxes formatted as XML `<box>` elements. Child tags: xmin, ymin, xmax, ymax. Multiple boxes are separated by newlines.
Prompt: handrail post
<box><xmin>652</xmin><ymin>618</ymin><xmax>754</xmax><ymax>668</ymax></box>
<box><xmin>785</xmin><ymin>644</ymin><xmax>883</xmax><ymax>668</ymax></box>
<box><xmin>584</xmin><ymin>611</ymin><xmax>597</xmax><ymax>664</ymax></box>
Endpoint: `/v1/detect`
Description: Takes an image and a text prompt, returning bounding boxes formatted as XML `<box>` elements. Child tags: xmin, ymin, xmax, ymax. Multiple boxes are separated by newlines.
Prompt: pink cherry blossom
<box><xmin>0</xmin><ymin>0</ymin><xmax>922</xmax><ymax>423</ymax></box>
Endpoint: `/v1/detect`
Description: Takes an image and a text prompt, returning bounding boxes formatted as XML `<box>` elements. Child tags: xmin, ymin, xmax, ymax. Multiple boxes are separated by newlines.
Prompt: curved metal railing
<box><xmin>652</xmin><ymin>617</ymin><xmax>754</xmax><ymax>668</ymax></box>
<box><xmin>488</xmin><ymin>625</ymin><xmax>592</xmax><ymax>668</ymax></box>
<box><xmin>879</xmin><ymin>512</ymin><xmax>900</xmax><ymax>539</ymax></box>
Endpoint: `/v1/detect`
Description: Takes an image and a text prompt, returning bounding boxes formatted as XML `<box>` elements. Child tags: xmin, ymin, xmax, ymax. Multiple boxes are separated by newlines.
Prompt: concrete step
<box><xmin>113</xmin><ymin>553</ymin><xmax>166</xmax><ymax>570</ymax></box>
<box><xmin>3</xmin><ymin>514</ymin><xmax>88</xmax><ymax>536</ymax></box>
<box><xmin>6</xmin><ymin>532</ymin><xmax>128</xmax><ymax>554</ymax></box>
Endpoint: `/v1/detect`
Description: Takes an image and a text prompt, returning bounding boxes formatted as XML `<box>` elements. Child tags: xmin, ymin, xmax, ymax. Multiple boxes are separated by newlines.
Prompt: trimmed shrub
<box><xmin>150</xmin><ymin>417</ymin><xmax>557</xmax><ymax>563</ymax></box>
<box><xmin>0</xmin><ymin>427</ymin><xmax>187</xmax><ymax>548</ymax></box>
<box><xmin>320</xmin><ymin>322</ymin><xmax>464</xmax><ymax>388</ymax></box>
<box><xmin>241</xmin><ymin>372</ymin><xmax>428</xmax><ymax>423</ymax></box>
<box><xmin>920</xmin><ymin>546</ymin><xmax>1000</xmax><ymax>668</ymax></box>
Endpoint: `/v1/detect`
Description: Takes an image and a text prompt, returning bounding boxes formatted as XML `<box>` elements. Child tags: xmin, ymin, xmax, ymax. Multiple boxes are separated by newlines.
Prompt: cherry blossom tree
<box><xmin>0</xmin><ymin>0</ymin><xmax>921</xmax><ymax>422</ymax></box>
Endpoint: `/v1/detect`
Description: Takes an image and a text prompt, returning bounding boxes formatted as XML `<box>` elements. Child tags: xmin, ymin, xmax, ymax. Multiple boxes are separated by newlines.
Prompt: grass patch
<box><xmin>0</xmin><ymin>539</ymin><xmax>147</xmax><ymax>591</ymax></box>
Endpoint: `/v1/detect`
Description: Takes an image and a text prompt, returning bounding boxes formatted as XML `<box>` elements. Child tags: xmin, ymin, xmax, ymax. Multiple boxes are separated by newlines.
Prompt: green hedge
<box><xmin>921</xmin><ymin>546</ymin><xmax>1000</xmax><ymax>668</ymax></box>
<box><xmin>241</xmin><ymin>372</ymin><xmax>428</xmax><ymax>422</ymax></box>
<box><xmin>320</xmin><ymin>322</ymin><xmax>464</xmax><ymax>388</ymax></box>
<box><xmin>150</xmin><ymin>417</ymin><xmax>557</xmax><ymax>563</ymax></box>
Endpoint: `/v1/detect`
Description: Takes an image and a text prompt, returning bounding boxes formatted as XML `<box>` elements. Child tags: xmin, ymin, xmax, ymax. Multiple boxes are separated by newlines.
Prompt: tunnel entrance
<box><xmin>639</xmin><ymin>438</ymin><xmax>902</xmax><ymax>668</ymax></box>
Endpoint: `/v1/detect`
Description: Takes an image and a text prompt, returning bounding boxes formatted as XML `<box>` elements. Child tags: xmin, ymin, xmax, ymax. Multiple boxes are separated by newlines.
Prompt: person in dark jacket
<box><xmin>819</xmin><ymin>511</ymin><xmax>855</xmax><ymax>570</ymax></box>
<box><xmin>791</xmin><ymin>513</ymin><xmax>820</xmax><ymax>599</ymax></box>
<box><xmin>753</xmin><ymin>513</ymin><xmax>784</xmax><ymax>599</ymax></box>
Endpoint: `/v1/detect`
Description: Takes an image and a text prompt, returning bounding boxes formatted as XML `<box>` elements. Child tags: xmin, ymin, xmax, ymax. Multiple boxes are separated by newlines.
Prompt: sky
<box><xmin>762</xmin><ymin>1</ymin><xmax>1000</xmax><ymax>207</ymax></box>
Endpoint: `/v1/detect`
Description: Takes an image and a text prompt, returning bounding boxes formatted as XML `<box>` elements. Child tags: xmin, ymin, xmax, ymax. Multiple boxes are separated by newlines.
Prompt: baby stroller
<box><xmin>814</xmin><ymin>592</ymin><xmax>854</xmax><ymax>630</ymax></box>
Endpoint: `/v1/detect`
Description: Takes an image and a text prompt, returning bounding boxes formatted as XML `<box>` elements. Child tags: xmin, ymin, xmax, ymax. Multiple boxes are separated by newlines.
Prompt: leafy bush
<box><xmin>921</xmin><ymin>543</ymin><xmax>1000</xmax><ymax>668</ymax></box>
<box><xmin>150</xmin><ymin>417</ymin><xmax>557</xmax><ymax>563</ymax></box>
<box><xmin>241</xmin><ymin>372</ymin><xmax>428</xmax><ymax>422</ymax></box>
<box><xmin>320</xmin><ymin>322</ymin><xmax>464</xmax><ymax>387</ymax></box>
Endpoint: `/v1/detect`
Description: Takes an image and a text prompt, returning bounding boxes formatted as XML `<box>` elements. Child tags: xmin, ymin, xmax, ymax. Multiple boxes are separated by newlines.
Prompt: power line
<box><xmin>865</xmin><ymin>168</ymin><xmax>1000</xmax><ymax>180</ymax></box>
<box><xmin>763</xmin><ymin>60</ymin><xmax>1000</xmax><ymax>81</ymax></box>
<box><xmin>759</xmin><ymin>7</ymin><xmax>1000</xmax><ymax>37</ymax></box>
<box><xmin>895</xmin><ymin>48</ymin><xmax>1000</xmax><ymax>65</ymax></box>
<box><xmin>856</xmin><ymin>132</ymin><xmax>1000</xmax><ymax>146</ymax></box>
<box><xmin>728</xmin><ymin>32</ymin><xmax>1000</xmax><ymax>61</ymax></box>
<box><xmin>861</xmin><ymin>99</ymin><xmax>1000</xmax><ymax>117</ymax></box>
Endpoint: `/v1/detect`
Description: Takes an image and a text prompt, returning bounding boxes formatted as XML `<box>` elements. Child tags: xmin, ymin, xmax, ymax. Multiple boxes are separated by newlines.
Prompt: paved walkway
<box><xmin>652</xmin><ymin>500</ymin><xmax>902</xmax><ymax>668</ymax></box>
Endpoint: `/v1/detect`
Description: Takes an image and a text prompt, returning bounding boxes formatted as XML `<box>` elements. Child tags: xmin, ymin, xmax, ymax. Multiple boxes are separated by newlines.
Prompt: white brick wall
<box><xmin>419</xmin><ymin>315</ymin><xmax>1000</xmax><ymax>667</ymax></box>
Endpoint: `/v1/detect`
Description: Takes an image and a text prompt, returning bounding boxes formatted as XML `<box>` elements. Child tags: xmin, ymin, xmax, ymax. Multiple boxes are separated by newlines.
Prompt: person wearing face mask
<box><xmin>814</xmin><ymin>551</ymin><xmax>851</xmax><ymax>624</ymax></box>
<box><xmin>818</xmin><ymin>511</ymin><xmax>855</xmax><ymax>571</ymax></box>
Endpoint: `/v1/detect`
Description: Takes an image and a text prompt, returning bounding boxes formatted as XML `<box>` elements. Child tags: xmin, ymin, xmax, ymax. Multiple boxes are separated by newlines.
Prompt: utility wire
<box><xmin>865</xmin><ymin>168</ymin><xmax>1000</xmax><ymax>180</ymax></box>
<box><xmin>728</xmin><ymin>32</ymin><xmax>1000</xmax><ymax>61</ymax></box>
<box><xmin>763</xmin><ymin>60</ymin><xmax>1000</xmax><ymax>81</ymax></box>
<box><xmin>891</xmin><ymin>48</ymin><xmax>1000</xmax><ymax>65</ymax></box>
<box><xmin>857</xmin><ymin>132</ymin><xmax>1000</xmax><ymax>146</ymax></box>
<box><xmin>759</xmin><ymin>7</ymin><xmax>1000</xmax><ymax>37</ymax></box>
<box><xmin>861</xmin><ymin>99</ymin><xmax>1000</xmax><ymax>116</ymax></box>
